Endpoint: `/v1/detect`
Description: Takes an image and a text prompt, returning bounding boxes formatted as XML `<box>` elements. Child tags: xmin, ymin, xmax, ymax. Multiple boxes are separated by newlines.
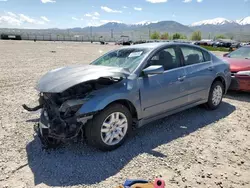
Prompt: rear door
<box><xmin>179</xmin><ymin>45</ymin><xmax>216</xmax><ymax>103</ymax></box>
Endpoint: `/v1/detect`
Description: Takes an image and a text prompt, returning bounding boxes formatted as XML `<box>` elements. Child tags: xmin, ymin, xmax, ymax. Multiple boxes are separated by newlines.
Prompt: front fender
<box><xmin>76</xmin><ymin>80</ymin><xmax>142</xmax><ymax>119</ymax></box>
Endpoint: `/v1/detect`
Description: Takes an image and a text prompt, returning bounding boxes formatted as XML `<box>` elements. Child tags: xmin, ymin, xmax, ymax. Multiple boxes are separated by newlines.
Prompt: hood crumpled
<box><xmin>36</xmin><ymin>65</ymin><xmax>130</xmax><ymax>93</ymax></box>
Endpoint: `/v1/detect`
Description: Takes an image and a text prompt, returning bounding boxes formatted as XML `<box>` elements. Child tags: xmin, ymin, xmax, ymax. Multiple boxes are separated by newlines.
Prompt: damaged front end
<box><xmin>24</xmin><ymin>76</ymin><xmax>123</xmax><ymax>148</ymax></box>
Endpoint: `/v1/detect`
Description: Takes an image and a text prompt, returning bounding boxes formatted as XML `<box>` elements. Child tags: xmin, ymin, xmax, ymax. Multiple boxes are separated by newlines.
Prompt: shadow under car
<box><xmin>26</xmin><ymin>101</ymin><xmax>235</xmax><ymax>187</ymax></box>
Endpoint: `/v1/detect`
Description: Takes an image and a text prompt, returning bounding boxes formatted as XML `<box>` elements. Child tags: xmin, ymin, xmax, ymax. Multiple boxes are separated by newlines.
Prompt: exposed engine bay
<box><xmin>23</xmin><ymin>77</ymin><xmax>122</xmax><ymax>148</ymax></box>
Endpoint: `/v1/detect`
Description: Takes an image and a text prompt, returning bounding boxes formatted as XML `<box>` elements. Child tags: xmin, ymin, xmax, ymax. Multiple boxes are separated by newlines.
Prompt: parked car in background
<box><xmin>213</xmin><ymin>41</ymin><xmax>232</xmax><ymax>48</ymax></box>
<box><xmin>229</xmin><ymin>43</ymin><xmax>242</xmax><ymax>52</ymax></box>
<box><xmin>223</xmin><ymin>46</ymin><xmax>250</xmax><ymax>92</ymax></box>
<box><xmin>115</xmin><ymin>35</ymin><xmax>132</xmax><ymax>46</ymax></box>
<box><xmin>23</xmin><ymin>43</ymin><xmax>231</xmax><ymax>151</ymax></box>
<box><xmin>194</xmin><ymin>41</ymin><xmax>208</xmax><ymax>46</ymax></box>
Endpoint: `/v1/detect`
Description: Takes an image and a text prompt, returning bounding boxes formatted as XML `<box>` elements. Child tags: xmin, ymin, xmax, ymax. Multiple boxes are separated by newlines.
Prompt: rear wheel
<box><xmin>205</xmin><ymin>81</ymin><xmax>224</xmax><ymax>110</ymax></box>
<box><xmin>85</xmin><ymin>103</ymin><xmax>132</xmax><ymax>151</ymax></box>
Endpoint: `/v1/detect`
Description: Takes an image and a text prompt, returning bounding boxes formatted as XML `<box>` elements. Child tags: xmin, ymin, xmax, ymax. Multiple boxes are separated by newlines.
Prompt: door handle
<box><xmin>208</xmin><ymin>66</ymin><xmax>214</xmax><ymax>71</ymax></box>
<box><xmin>178</xmin><ymin>76</ymin><xmax>186</xmax><ymax>82</ymax></box>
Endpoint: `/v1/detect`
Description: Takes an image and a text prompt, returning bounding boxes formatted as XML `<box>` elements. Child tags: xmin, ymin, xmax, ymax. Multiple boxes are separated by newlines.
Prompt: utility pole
<box><xmin>148</xmin><ymin>28</ymin><xmax>151</xmax><ymax>39</ymax></box>
<box><xmin>111</xmin><ymin>29</ymin><xmax>114</xmax><ymax>39</ymax></box>
<box><xmin>90</xmin><ymin>26</ymin><xmax>93</xmax><ymax>41</ymax></box>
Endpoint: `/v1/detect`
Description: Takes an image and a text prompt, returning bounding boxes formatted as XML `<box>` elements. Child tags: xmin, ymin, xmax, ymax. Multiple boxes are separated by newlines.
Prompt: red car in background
<box><xmin>223</xmin><ymin>46</ymin><xmax>250</xmax><ymax>92</ymax></box>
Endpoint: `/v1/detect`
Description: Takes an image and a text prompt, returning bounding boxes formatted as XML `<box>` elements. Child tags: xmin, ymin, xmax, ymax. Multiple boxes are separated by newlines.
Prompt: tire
<box><xmin>205</xmin><ymin>81</ymin><xmax>224</xmax><ymax>110</ymax></box>
<box><xmin>85</xmin><ymin>103</ymin><xmax>132</xmax><ymax>151</ymax></box>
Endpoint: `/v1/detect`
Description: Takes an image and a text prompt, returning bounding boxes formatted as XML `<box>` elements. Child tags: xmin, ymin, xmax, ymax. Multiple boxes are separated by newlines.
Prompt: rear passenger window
<box><xmin>180</xmin><ymin>46</ymin><xmax>205</xmax><ymax>65</ymax></box>
<box><xmin>202</xmin><ymin>50</ymin><xmax>211</xmax><ymax>61</ymax></box>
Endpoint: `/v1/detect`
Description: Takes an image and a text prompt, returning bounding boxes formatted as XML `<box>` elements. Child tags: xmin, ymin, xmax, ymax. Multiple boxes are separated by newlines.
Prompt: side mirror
<box><xmin>223</xmin><ymin>53</ymin><xmax>229</xmax><ymax>57</ymax></box>
<box><xmin>142</xmin><ymin>65</ymin><xmax>164</xmax><ymax>75</ymax></box>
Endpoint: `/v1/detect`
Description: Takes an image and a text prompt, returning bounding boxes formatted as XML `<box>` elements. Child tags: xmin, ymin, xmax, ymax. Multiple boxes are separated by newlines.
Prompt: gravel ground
<box><xmin>0</xmin><ymin>40</ymin><xmax>250</xmax><ymax>188</ymax></box>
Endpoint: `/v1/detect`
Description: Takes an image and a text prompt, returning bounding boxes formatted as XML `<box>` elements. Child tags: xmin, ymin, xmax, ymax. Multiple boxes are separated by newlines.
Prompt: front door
<box><xmin>138</xmin><ymin>46</ymin><xmax>189</xmax><ymax>119</ymax></box>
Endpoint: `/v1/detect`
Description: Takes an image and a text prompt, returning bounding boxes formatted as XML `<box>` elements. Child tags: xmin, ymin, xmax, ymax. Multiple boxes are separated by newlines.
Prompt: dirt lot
<box><xmin>0</xmin><ymin>41</ymin><xmax>250</xmax><ymax>188</ymax></box>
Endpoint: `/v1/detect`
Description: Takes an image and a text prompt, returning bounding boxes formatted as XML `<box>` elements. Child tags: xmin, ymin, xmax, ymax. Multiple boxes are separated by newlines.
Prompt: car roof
<box><xmin>120</xmin><ymin>42</ymin><xmax>167</xmax><ymax>49</ymax></box>
<box><xmin>121</xmin><ymin>42</ymin><xmax>197</xmax><ymax>50</ymax></box>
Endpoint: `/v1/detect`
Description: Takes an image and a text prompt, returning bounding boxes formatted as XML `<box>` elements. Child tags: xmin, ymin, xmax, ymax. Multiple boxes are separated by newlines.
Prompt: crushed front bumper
<box><xmin>35</xmin><ymin>110</ymin><xmax>93</xmax><ymax>148</ymax></box>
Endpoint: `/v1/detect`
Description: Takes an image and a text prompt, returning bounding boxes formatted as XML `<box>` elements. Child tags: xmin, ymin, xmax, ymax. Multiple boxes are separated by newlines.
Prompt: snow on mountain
<box><xmin>133</xmin><ymin>20</ymin><xmax>158</xmax><ymax>26</ymax></box>
<box><xmin>191</xmin><ymin>18</ymin><xmax>235</xmax><ymax>26</ymax></box>
<box><xmin>236</xmin><ymin>16</ymin><xmax>250</xmax><ymax>25</ymax></box>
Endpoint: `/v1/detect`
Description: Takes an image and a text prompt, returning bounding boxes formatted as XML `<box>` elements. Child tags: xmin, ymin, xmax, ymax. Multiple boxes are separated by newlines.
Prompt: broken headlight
<box><xmin>59</xmin><ymin>99</ymin><xmax>85</xmax><ymax>119</ymax></box>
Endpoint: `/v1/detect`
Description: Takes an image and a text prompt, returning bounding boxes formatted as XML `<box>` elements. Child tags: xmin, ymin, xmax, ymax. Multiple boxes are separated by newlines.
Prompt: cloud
<box><xmin>85</xmin><ymin>12</ymin><xmax>100</xmax><ymax>17</ymax></box>
<box><xmin>197</xmin><ymin>0</ymin><xmax>203</xmax><ymax>2</ymax></box>
<box><xmin>0</xmin><ymin>0</ymin><xmax>8</xmax><ymax>2</ymax></box>
<box><xmin>41</xmin><ymin>16</ymin><xmax>50</xmax><ymax>22</ymax></box>
<box><xmin>146</xmin><ymin>0</ymin><xmax>167</xmax><ymax>3</ymax></box>
<box><xmin>41</xmin><ymin>0</ymin><xmax>56</xmax><ymax>3</ymax></box>
<box><xmin>7</xmin><ymin>12</ymin><xmax>17</xmax><ymax>17</ymax></box>
<box><xmin>84</xmin><ymin>13</ymin><xmax>92</xmax><ymax>17</ymax></box>
<box><xmin>172</xmin><ymin>14</ymin><xmax>176</xmax><ymax>17</ymax></box>
<box><xmin>0</xmin><ymin>16</ymin><xmax>21</xmax><ymax>26</ymax></box>
<box><xmin>100</xmin><ymin>20</ymin><xmax>122</xmax><ymax>24</ymax></box>
<box><xmin>123</xmin><ymin>6</ymin><xmax>128</xmax><ymax>8</ymax></box>
<box><xmin>19</xmin><ymin>14</ymin><xmax>36</xmax><ymax>23</ymax></box>
<box><xmin>183</xmin><ymin>0</ymin><xmax>192</xmax><ymax>2</ymax></box>
<box><xmin>101</xmin><ymin>6</ymin><xmax>122</xmax><ymax>13</ymax></box>
<box><xmin>93</xmin><ymin>12</ymin><xmax>100</xmax><ymax>16</ymax></box>
<box><xmin>134</xmin><ymin>7</ymin><xmax>142</xmax><ymax>11</ymax></box>
<box><xmin>72</xmin><ymin>17</ymin><xmax>78</xmax><ymax>21</ymax></box>
<box><xmin>92</xmin><ymin>16</ymin><xmax>99</xmax><ymax>20</ymax></box>
<box><xmin>0</xmin><ymin>12</ymin><xmax>45</xmax><ymax>27</ymax></box>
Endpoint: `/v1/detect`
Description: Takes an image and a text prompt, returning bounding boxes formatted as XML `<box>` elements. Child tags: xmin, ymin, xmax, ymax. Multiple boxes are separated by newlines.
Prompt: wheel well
<box><xmin>213</xmin><ymin>76</ymin><xmax>226</xmax><ymax>94</ymax></box>
<box><xmin>107</xmin><ymin>100</ymin><xmax>138</xmax><ymax>120</ymax></box>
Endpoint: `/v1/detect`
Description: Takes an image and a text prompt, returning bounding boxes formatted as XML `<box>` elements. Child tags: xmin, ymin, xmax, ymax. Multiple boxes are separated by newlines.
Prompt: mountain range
<box><xmin>1</xmin><ymin>17</ymin><xmax>250</xmax><ymax>41</ymax></box>
<box><xmin>191</xmin><ymin>17</ymin><xmax>250</xmax><ymax>26</ymax></box>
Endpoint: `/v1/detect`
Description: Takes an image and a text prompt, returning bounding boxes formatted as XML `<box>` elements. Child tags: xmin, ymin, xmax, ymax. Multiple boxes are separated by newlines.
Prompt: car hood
<box><xmin>223</xmin><ymin>57</ymin><xmax>250</xmax><ymax>72</ymax></box>
<box><xmin>36</xmin><ymin>65</ymin><xmax>130</xmax><ymax>93</ymax></box>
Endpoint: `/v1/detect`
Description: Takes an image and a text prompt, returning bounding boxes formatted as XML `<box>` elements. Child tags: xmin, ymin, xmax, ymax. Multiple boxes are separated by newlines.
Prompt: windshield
<box><xmin>228</xmin><ymin>47</ymin><xmax>250</xmax><ymax>59</ymax></box>
<box><xmin>91</xmin><ymin>48</ymin><xmax>151</xmax><ymax>72</ymax></box>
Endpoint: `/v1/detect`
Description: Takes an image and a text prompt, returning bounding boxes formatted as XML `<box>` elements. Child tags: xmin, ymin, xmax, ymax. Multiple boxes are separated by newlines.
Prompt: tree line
<box><xmin>150</xmin><ymin>31</ymin><xmax>227</xmax><ymax>41</ymax></box>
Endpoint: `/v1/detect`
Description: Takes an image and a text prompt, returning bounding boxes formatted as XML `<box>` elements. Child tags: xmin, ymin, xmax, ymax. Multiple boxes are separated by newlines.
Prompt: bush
<box><xmin>172</xmin><ymin>33</ymin><xmax>187</xmax><ymax>40</ymax></box>
<box><xmin>172</xmin><ymin>33</ymin><xmax>181</xmax><ymax>40</ymax></box>
<box><xmin>180</xmin><ymin>34</ymin><xmax>187</xmax><ymax>39</ymax></box>
<box><xmin>150</xmin><ymin>31</ymin><xmax>160</xmax><ymax>40</ymax></box>
<box><xmin>160</xmin><ymin>32</ymin><xmax>169</xmax><ymax>40</ymax></box>
<box><xmin>216</xmin><ymin>34</ymin><xmax>226</xmax><ymax>39</ymax></box>
<box><xmin>191</xmin><ymin>31</ymin><xmax>202</xmax><ymax>41</ymax></box>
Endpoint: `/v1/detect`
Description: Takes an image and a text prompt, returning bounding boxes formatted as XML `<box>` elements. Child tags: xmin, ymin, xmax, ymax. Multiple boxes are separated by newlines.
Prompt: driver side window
<box><xmin>147</xmin><ymin>47</ymin><xmax>181</xmax><ymax>71</ymax></box>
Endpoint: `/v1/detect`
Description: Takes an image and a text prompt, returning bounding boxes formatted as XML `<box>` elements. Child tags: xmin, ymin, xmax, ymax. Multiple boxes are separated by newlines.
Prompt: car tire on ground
<box><xmin>85</xmin><ymin>103</ymin><xmax>132</xmax><ymax>151</ymax></box>
<box><xmin>205</xmin><ymin>81</ymin><xmax>224</xmax><ymax>110</ymax></box>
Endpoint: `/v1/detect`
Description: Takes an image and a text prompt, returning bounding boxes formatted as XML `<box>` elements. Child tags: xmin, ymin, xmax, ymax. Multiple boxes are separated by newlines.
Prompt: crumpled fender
<box><xmin>75</xmin><ymin>79</ymin><xmax>142</xmax><ymax>119</ymax></box>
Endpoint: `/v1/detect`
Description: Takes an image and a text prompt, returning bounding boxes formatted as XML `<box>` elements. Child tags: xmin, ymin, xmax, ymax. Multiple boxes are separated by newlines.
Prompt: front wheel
<box><xmin>85</xmin><ymin>103</ymin><xmax>132</xmax><ymax>151</ymax></box>
<box><xmin>205</xmin><ymin>81</ymin><xmax>224</xmax><ymax>110</ymax></box>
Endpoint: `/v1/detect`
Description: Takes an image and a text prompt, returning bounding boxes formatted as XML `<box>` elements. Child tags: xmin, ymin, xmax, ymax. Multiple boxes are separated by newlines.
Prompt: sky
<box><xmin>0</xmin><ymin>0</ymin><xmax>249</xmax><ymax>29</ymax></box>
